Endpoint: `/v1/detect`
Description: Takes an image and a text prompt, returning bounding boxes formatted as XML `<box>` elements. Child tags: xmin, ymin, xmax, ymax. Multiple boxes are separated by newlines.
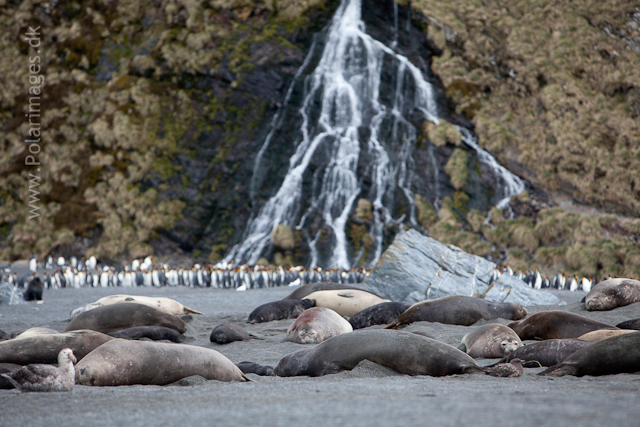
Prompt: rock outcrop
<box><xmin>362</xmin><ymin>229</ymin><xmax>559</xmax><ymax>306</ymax></box>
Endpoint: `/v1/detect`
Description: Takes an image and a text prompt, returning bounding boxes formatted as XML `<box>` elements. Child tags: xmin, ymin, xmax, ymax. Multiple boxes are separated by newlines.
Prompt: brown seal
<box><xmin>66</xmin><ymin>302</ymin><xmax>187</xmax><ymax>334</ymax></box>
<box><xmin>0</xmin><ymin>330</ymin><xmax>113</xmax><ymax>365</ymax></box>
<box><xmin>459</xmin><ymin>324</ymin><xmax>523</xmax><ymax>358</ymax></box>
<box><xmin>287</xmin><ymin>307</ymin><xmax>353</xmax><ymax>344</ymax></box>
<box><xmin>539</xmin><ymin>332</ymin><xmax>640</xmax><ymax>377</ymax></box>
<box><xmin>349</xmin><ymin>302</ymin><xmax>411</xmax><ymax>329</ymax></box>
<box><xmin>75</xmin><ymin>339</ymin><xmax>248</xmax><ymax>386</ymax></box>
<box><xmin>248</xmin><ymin>299</ymin><xmax>316</xmax><ymax>323</ymax></box>
<box><xmin>275</xmin><ymin>329</ymin><xmax>484</xmax><ymax>377</ymax></box>
<box><xmin>386</xmin><ymin>296</ymin><xmax>527</xmax><ymax>328</ymax></box>
<box><xmin>584</xmin><ymin>278</ymin><xmax>640</xmax><ymax>311</ymax></box>
<box><xmin>507</xmin><ymin>311</ymin><xmax>618</xmax><ymax>340</ymax></box>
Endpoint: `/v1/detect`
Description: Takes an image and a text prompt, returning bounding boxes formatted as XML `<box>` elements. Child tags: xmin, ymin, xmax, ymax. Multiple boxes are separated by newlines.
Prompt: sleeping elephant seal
<box><xmin>349</xmin><ymin>302</ymin><xmax>411</xmax><ymax>329</ymax></box>
<box><xmin>490</xmin><ymin>339</ymin><xmax>592</xmax><ymax>367</ymax></box>
<box><xmin>303</xmin><ymin>290</ymin><xmax>390</xmax><ymax>317</ymax></box>
<box><xmin>210</xmin><ymin>324</ymin><xmax>253</xmax><ymax>344</ymax></box>
<box><xmin>283</xmin><ymin>283</ymin><xmax>377</xmax><ymax>300</ymax></box>
<box><xmin>75</xmin><ymin>339</ymin><xmax>248</xmax><ymax>386</ymax></box>
<box><xmin>459</xmin><ymin>324</ymin><xmax>523</xmax><ymax>358</ymax></box>
<box><xmin>577</xmin><ymin>329</ymin><xmax>637</xmax><ymax>343</ymax></box>
<box><xmin>386</xmin><ymin>296</ymin><xmax>527</xmax><ymax>328</ymax></box>
<box><xmin>275</xmin><ymin>329</ymin><xmax>484</xmax><ymax>377</ymax></box>
<box><xmin>584</xmin><ymin>278</ymin><xmax>640</xmax><ymax>311</ymax></box>
<box><xmin>0</xmin><ymin>330</ymin><xmax>113</xmax><ymax>364</ymax></box>
<box><xmin>108</xmin><ymin>326</ymin><xmax>186</xmax><ymax>343</ymax></box>
<box><xmin>248</xmin><ymin>299</ymin><xmax>316</xmax><ymax>323</ymax></box>
<box><xmin>539</xmin><ymin>332</ymin><xmax>640</xmax><ymax>377</ymax></box>
<box><xmin>507</xmin><ymin>311</ymin><xmax>618</xmax><ymax>340</ymax></box>
<box><xmin>90</xmin><ymin>294</ymin><xmax>203</xmax><ymax>315</ymax></box>
<box><xmin>15</xmin><ymin>327</ymin><xmax>60</xmax><ymax>339</ymax></box>
<box><xmin>66</xmin><ymin>302</ymin><xmax>187</xmax><ymax>334</ymax></box>
<box><xmin>287</xmin><ymin>307</ymin><xmax>353</xmax><ymax>344</ymax></box>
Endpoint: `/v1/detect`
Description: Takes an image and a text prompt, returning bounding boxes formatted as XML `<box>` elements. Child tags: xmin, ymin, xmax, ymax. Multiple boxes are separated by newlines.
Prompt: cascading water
<box><xmin>224</xmin><ymin>0</ymin><xmax>524</xmax><ymax>269</ymax></box>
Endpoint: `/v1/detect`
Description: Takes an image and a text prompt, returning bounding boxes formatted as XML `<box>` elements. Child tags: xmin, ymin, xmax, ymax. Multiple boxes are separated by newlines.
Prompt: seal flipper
<box><xmin>538</xmin><ymin>362</ymin><xmax>578</xmax><ymax>377</ymax></box>
<box><xmin>337</xmin><ymin>293</ymin><xmax>355</xmax><ymax>298</ymax></box>
<box><xmin>1</xmin><ymin>373</ymin><xmax>20</xmax><ymax>390</ymax></box>
<box><xmin>581</xmin><ymin>296</ymin><xmax>586</xmax><ymax>303</ymax></box>
<box><xmin>457</xmin><ymin>343</ymin><xmax>467</xmax><ymax>352</ymax></box>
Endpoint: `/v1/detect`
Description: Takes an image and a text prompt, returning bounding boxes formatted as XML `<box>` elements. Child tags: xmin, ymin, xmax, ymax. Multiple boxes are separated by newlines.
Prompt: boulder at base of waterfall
<box><xmin>361</xmin><ymin>229</ymin><xmax>559</xmax><ymax>307</ymax></box>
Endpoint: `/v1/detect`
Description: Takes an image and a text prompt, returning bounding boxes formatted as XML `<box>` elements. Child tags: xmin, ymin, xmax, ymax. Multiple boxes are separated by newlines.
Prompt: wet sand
<box><xmin>1</xmin><ymin>286</ymin><xmax>639</xmax><ymax>426</ymax></box>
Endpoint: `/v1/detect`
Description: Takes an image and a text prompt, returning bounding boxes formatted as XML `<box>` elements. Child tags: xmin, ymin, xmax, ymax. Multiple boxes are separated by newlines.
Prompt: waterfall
<box><xmin>224</xmin><ymin>0</ymin><xmax>524</xmax><ymax>269</ymax></box>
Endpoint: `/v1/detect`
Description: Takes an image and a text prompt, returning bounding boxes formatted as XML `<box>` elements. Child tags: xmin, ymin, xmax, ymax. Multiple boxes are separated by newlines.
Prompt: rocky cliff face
<box><xmin>1</xmin><ymin>0</ymin><xmax>639</xmax><ymax>280</ymax></box>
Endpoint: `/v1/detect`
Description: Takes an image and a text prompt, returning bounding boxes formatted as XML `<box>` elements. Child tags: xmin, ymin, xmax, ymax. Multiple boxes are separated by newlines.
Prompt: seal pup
<box><xmin>584</xmin><ymin>278</ymin><xmax>640</xmax><ymax>311</ymax></box>
<box><xmin>386</xmin><ymin>296</ymin><xmax>527</xmax><ymax>328</ymax></box>
<box><xmin>75</xmin><ymin>340</ymin><xmax>248</xmax><ymax>386</ymax></box>
<box><xmin>287</xmin><ymin>307</ymin><xmax>353</xmax><ymax>344</ymax></box>
<box><xmin>275</xmin><ymin>329</ymin><xmax>484</xmax><ymax>377</ymax></box>
<box><xmin>349</xmin><ymin>302</ymin><xmax>411</xmax><ymax>329</ymax></box>
<box><xmin>66</xmin><ymin>302</ymin><xmax>187</xmax><ymax>334</ymax></box>
<box><xmin>491</xmin><ymin>339</ymin><xmax>593</xmax><ymax>367</ymax></box>
<box><xmin>108</xmin><ymin>326</ymin><xmax>186</xmax><ymax>343</ymax></box>
<box><xmin>23</xmin><ymin>276</ymin><xmax>43</xmax><ymax>302</ymax></box>
<box><xmin>459</xmin><ymin>324</ymin><xmax>523</xmax><ymax>358</ymax></box>
<box><xmin>210</xmin><ymin>324</ymin><xmax>259</xmax><ymax>344</ymax></box>
<box><xmin>1</xmin><ymin>348</ymin><xmax>76</xmax><ymax>392</ymax></box>
<box><xmin>0</xmin><ymin>330</ymin><xmax>113</xmax><ymax>365</ymax></box>
<box><xmin>539</xmin><ymin>332</ymin><xmax>640</xmax><ymax>377</ymax></box>
<box><xmin>484</xmin><ymin>359</ymin><xmax>523</xmax><ymax>378</ymax></box>
<box><xmin>284</xmin><ymin>283</ymin><xmax>379</xmax><ymax>300</ymax></box>
<box><xmin>577</xmin><ymin>329</ymin><xmax>637</xmax><ymax>343</ymax></box>
<box><xmin>508</xmin><ymin>311</ymin><xmax>618</xmax><ymax>340</ymax></box>
<box><xmin>303</xmin><ymin>290</ymin><xmax>390</xmax><ymax>317</ymax></box>
<box><xmin>235</xmin><ymin>362</ymin><xmax>275</xmax><ymax>376</ymax></box>
<box><xmin>616</xmin><ymin>318</ymin><xmax>640</xmax><ymax>330</ymax></box>
<box><xmin>248</xmin><ymin>299</ymin><xmax>315</xmax><ymax>323</ymax></box>
<box><xmin>90</xmin><ymin>294</ymin><xmax>203</xmax><ymax>315</ymax></box>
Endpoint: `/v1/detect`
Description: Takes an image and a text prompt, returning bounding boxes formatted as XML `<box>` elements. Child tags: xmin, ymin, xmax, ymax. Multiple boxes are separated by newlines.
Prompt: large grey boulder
<box><xmin>362</xmin><ymin>229</ymin><xmax>559</xmax><ymax>306</ymax></box>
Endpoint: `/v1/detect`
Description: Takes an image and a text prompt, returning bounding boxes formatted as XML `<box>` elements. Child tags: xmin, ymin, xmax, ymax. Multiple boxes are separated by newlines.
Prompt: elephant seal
<box><xmin>507</xmin><ymin>311</ymin><xmax>618</xmax><ymax>340</ymax></box>
<box><xmin>492</xmin><ymin>338</ymin><xmax>593</xmax><ymax>367</ymax></box>
<box><xmin>386</xmin><ymin>296</ymin><xmax>527</xmax><ymax>328</ymax></box>
<box><xmin>584</xmin><ymin>278</ymin><xmax>640</xmax><ymax>311</ymax></box>
<box><xmin>235</xmin><ymin>362</ymin><xmax>275</xmax><ymax>376</ymax></box>
<box><xmin>283</xmin><ymin>282</ymin><xmax>378</xmax><ymax>300</ymax></box>
<box><xmin>459</xmin><ymin>324</ymin><xmax>523</xmax><ymax>358</ymax></box>
<box><xmin>75</xmin><ymin>339</ymin><xmax>248</xmax><ymax>386</ymax></box>
<box><xmin>275</xmin><ymin>329</ymin><xmax>484</xmax><ymax>377</ymax></box>
<box><xmin>0</xmin><ymin>330</ymin><xmax>113</xmax><ymax>365</ymax></box>
<box><xmin>0</xmin><ymin>363</ymin><xmax>22</xmax><ymax>389</ymax></box>
<box><xmin>15</xmin><ymin>327</ymin><xmax>60</xmax><ymax>339</ymax></box>
<box><xmin>616</xmin><ymin>318</ymin><xmax>640</xmax><ymax>330</ymax></box>
<box><xmin>303</xmin><ymin>290</ymin><xmax>390</xmax><ymax>317</ymax></box>
<box><xmin>287</xmin><ymin>307</ymin><xmax>353</xmax><ymax>344</ymax></box>
<box><xmin>577</xmin><ymin>329</ymin><xmax>637</xmax><ymax>343</ymax></box>
<box><xmin>539</xmin><ymin>332</ymin><xmax>640</xmax><ymax>377</ymax></box>
<box><xmin>248</xmin><ymin>299</ymin><xmax>316</xmax><ymax>323</ymax></box>
<box><xmin>210</xmin><ymin>324</ymin><xmax>253</xmax><ymax>344</ymax></box>
<box><xmin>1</xmin><ymin>348</ymin><xmax>76</xmax><ymax>392</ymax></box>
<box><xmin>107</xmin><ymin>326</ymin><xmax>186</xmax><ymax>343</ymax></box>
<box><xmin>349</xmin><ymin>302</ymin><xmax>411</xmax><ymax>329</ymax></box>
<box><xmin>23</xmin><ymin>277</ymin><xmax>43</xmax><ymax>301</ymax></box>
<box><xmin>66</xmin><ymin>302</ymin><xmax>187</xmax><ymax>334</ymax></box>
<box><xmin>90</xmin><ymin>294</ymin><xmax>203</xmax><ymax>315</ymax></box>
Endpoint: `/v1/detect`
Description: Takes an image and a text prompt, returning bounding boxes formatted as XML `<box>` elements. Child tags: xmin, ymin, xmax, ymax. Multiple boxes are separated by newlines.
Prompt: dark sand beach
<box><xmin>1</xmin><ymin>286</ymin><xmax>639</xmax><ymax>426</ymax></box>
